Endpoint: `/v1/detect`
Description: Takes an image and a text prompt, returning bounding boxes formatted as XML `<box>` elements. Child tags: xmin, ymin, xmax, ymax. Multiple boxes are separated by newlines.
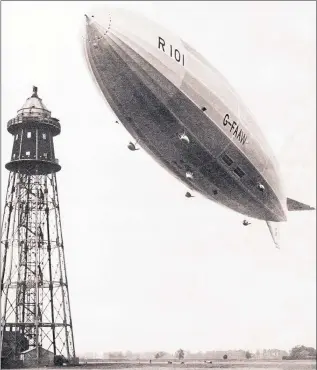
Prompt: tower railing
<box><xmin>7</xmin><ymin>115</ymin><xmax>61</xmax><ymax>132</ymax></box>
<box><xmin>8</xmin><ymin>157</ymin><xmax>60</xmax><ymax>164</ymax></box>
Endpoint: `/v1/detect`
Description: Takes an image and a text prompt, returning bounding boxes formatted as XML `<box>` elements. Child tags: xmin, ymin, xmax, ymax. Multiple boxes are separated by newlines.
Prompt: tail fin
<box><xmin>287</xmin><ymin>198</ymin><xmax>315</xmax><ymax>211</ymax></box>
<box><xmin>266</xmin><ymin>221</ymin><xmax>280</xmax><ymax>249</ymax></box>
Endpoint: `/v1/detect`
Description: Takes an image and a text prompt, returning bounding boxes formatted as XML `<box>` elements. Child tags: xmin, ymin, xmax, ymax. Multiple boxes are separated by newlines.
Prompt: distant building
<box><xmin>262</xmin><ymin>349</ymin><xmax>289</xmax><ymax>359</ymax></box>
<box><xmin>20</xmin><ymin>347</ymin><xmax>54</xmax><ymax>367</ymax></box>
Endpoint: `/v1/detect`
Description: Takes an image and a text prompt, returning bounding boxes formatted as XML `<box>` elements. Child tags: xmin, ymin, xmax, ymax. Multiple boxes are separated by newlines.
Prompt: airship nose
<box><xmin>84</xmin><ymin>7</ymin><xmax>114</xmax><ymax>37</ymax></box>
<box><xmin>84</xmin><ymin>14</ymin><xmax>93</xmax><ymax>24</ymax></box>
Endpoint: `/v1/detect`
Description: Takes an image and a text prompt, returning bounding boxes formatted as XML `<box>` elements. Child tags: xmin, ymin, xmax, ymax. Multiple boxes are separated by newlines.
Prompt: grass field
<box><xmin>75</xmin><ymin>360</ymin><xmax>316</xmax><ymax>370</ymax></box>
<box><xmin>7</xmin><ymin>360</ymin><xmax>316</xmax><ymax>370</ymax></box>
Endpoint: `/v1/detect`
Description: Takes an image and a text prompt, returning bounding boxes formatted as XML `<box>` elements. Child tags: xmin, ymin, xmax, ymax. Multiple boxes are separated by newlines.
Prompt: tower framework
<box><xmin>1</xmin><ymin>87</ymin><xmax>76</xmax><ymax>367</ymax></box>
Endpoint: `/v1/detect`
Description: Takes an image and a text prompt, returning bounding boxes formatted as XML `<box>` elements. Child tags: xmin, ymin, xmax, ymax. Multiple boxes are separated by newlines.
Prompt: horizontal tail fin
<box><xmin>266</xmin><ymin>221</ymin><xmax>280</xmax><ymax>249</ymax></box>
<box><xmin>287</xmin><ymin>198</ymin><xmax>315</xmax><ymax>211</ymax></box>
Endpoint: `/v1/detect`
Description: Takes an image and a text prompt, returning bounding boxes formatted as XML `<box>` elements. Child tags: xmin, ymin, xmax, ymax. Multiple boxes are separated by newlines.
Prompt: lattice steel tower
<box><xmin>1</xmin><ymin>87</ymin><xmax>76</xmax><ymax>366</ymax></box>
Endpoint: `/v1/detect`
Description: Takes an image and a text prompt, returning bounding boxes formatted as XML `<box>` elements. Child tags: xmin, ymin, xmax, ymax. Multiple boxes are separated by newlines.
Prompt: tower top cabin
<box><xmin>6</xmin><ymin>86</ymin><xmax>61</xmax><ymax>175</ymax></box>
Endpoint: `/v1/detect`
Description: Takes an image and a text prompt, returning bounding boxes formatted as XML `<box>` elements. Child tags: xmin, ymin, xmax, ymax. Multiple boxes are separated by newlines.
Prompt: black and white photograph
<box><xmin>1</xmin><ymin>1</ymin><xmax>316</xmax><ymax>369</ymax></box>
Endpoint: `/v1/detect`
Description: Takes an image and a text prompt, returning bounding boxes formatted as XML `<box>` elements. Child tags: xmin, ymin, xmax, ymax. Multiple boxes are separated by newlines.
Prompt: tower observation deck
<box><xmin>1</xmin><ymin>87</ymin><xmax>76</xmax><ymax>367</ymax></box>
<box><xmin>6</xmin><ymin>86</ymin><xmax>61</xmax><ymax>175</ymax></box>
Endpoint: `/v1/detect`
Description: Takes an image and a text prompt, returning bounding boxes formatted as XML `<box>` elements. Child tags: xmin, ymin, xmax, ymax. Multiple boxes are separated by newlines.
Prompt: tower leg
<box><xmin>1</xmin><ymin>172</ymin><xmax>76</xmax><ymax>367</ymax></box>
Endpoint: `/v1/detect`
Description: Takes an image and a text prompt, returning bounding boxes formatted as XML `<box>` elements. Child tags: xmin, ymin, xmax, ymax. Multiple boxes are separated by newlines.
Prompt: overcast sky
<box><xmin>1</xmin><ymin>1</ymin><xmax>316</xmax><ymax>356</ymax></box>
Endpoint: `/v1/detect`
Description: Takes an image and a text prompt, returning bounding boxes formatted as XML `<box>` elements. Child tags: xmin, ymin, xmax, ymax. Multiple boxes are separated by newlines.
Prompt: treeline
<box><xmin>82</xmin><ymin>345</ymin><xmax>316</xmax><ymax>361</ymax></box>
<box><xmin>283</xmin><ymin>345</ymin><xmax>316</xmax><ymax>360</ymax></box>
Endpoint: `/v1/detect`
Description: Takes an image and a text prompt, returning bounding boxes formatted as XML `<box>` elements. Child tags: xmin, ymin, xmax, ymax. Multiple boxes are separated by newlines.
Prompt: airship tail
<box><xmin>266</xmin><ymin>221</ymin><xmax>280</xmax><ymax>249</ymax></box>
<box><xmin>266</xmin><ymin>198</ymin><xmax>315</xmax><ymax>248</ymax></box>
<box><xmin>287</xmin><ymin>198</ymin><xmax>315</xmax><ymax>211</ymax></box>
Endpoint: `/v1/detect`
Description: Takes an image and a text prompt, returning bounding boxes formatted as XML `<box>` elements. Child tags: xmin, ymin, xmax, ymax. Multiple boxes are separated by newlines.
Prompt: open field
<box><xmin>6</xmin><ymin>360</ymin><xmax>316</xmax><ymax>370</ymax></box>
<box><xmin>9</xmin><ymin>363</ymin><xmax>316</xmax><ymax>370</ymax></box>
<box><xmin>78</xmin><ymin>360</ymin><xmax>315</xmax><ymax>370</ymax></box>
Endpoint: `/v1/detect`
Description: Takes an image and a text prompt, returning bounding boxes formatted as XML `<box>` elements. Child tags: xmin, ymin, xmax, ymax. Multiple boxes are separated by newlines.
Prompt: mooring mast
<box><xmin>1</xmin><ymin>87</ymin><xmax>76</xmax><ymax>367</ymax></box>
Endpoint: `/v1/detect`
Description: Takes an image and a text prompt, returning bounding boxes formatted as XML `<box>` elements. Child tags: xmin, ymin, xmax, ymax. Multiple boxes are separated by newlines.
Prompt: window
<box><xmin>13</xmin><ymin>153</ymin><xmax>16</xmax><ymax>159</ymax></box>
<box><xmin>27</xmin><ymin>132</ymin><xmax>32</xmax><ymax>138</ymax></box>
<box><xmin>42</xmin><ymin>133</ymin><xmax>47</xmax><ymax>140</ymax></box>
<box><xmin>222</xmin><ymin>154</ymin><xmax>233</xmax><ymax>166</ymax></box>
<box><xmin>43</xmin><ymin>153</ymin><xmax>47</xmax><ymax>158</ymax></box>
<box><xmin>26</xmin><ymin>151</ymin><xmax>30</xmax><ymax>156</ymax></box>
<box><xmin>15</xmin><ymin>135</ymin><xmax>18</xmax><ymax>141</ymax></box>
<box><xmin>234</xmin><ymin>167</ymin><xmax>245</xmax><ymax>178</ymax></box>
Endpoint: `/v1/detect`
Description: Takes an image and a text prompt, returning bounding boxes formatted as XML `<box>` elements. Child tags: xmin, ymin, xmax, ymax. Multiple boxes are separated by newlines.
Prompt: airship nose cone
<box><xmin>84</xmin><ymin>13</ymin><xmax>95</xmax><ymax>25</ymax></box>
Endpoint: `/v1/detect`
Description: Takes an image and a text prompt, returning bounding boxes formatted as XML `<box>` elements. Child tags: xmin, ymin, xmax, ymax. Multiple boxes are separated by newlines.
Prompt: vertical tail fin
<box><xmin>266</xmin><ymin>221</ymin><xmax>280</xmax><ymax>249</ymax></box>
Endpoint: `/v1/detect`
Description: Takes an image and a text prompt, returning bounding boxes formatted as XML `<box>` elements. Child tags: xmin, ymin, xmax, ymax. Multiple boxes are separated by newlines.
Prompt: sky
<box><xmin>1</xmin><ymin>1</ymin><xmax>316</xmax><ymax>356</ymax></box>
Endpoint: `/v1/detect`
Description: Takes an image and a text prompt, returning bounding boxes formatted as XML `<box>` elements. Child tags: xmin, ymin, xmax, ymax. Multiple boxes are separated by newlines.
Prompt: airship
<box><xmin>83</xmin><ymin>6</ymin><xmax>314</xmax><ymax>247</ymax></box>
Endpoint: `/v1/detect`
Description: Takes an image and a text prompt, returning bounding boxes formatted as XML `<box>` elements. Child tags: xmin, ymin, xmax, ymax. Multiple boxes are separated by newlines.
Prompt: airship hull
<box><xmin>83</xmin><ymin>7</ymin><xmax>287</xmax><ymax>222</ymax></box>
